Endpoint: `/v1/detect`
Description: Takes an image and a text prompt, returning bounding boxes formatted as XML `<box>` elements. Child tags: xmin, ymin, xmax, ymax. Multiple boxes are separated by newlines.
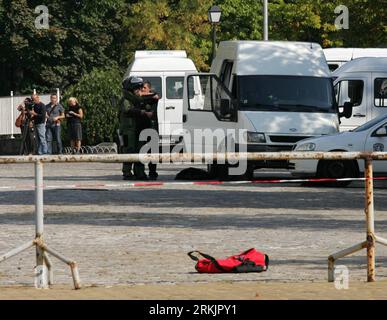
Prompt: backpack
<box><xmin>188</xmin><ymin>248</ymin><xmax>269</xmax><ymax>273</ymax></box>
<box><xmin>15</xmin><ymin>112</ymin><xmax>25</xmax><ymax>128</ymax></box>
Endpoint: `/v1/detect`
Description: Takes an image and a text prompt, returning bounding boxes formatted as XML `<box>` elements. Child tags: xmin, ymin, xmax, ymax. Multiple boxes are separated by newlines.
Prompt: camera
<box><xmin>24</xmin><ymin>97</ymin><xmax>34</xmax><ymax>110</ymax></box>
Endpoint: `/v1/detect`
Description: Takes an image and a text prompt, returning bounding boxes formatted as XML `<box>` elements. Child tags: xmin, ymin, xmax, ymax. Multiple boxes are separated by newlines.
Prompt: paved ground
<box><xmin>1</xmin><ymin>281</ymin><xmax>387</xmax><ymax>300</ymax></box>
<box><xmin>0</xmin><ymin>162</ymin><xmax>387</xmax><ymax>299</ymax></box>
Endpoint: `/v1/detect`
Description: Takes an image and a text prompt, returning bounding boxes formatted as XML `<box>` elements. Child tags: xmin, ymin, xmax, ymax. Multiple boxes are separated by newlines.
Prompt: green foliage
<box><xmin>124</xmin><ymin>0</ymin><xmax>213</xmax><ymax>71</ymax></box>
<box><xmin>0</xmin><ymin>0</ymin><xmax>128</xmax><ymax>95</ymax></box>
<box><xmin>62</xmin><ymin>67</ymin><xmax>123</xmax><ymax>146</ymax></box>
<box><xmin>217</xmin><ymin>0</ymin><xmax>264</xmax><ymax>41</ymax></box>
<box><xmin>0</xmin><ymin>0</ymin><xmax>384</xmax><ymax>96</ymax></box>
<box><xmin>326</xmin><ymin>0</ymin><xmax>387</xmax><ymax>47</ymax></box>
<box><xmin>0</xmin><ymin>0</ymin><xmax>385</xmax><ymax>147</ymax></box>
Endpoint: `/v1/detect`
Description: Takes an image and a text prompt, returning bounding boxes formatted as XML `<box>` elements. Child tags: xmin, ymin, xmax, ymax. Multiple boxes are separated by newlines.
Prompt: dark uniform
<box><xmin>119</xmin><ymin>77</ymin><xmax>147</xmax><ymax>179</ymax></box>
<box><xmin>142</xmin><ymin>93</ymin><xmax>159</xmax><ymax>179</ymax></box>
<box><xmin>119</xmin><ymin>77</ymin><xmax>160</xmax><ymax>180</ymax></box>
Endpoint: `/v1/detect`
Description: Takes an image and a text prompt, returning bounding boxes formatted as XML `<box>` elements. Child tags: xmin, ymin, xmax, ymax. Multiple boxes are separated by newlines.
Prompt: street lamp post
<box><xmin>263</xmin><ymin>0</ymin><xmax>268</xmax><ymax>41</ymax></box>
<box><xmin>208</xmin><ymin>5</ymin><xmax>222</xmax><ymax>62</ymax></box>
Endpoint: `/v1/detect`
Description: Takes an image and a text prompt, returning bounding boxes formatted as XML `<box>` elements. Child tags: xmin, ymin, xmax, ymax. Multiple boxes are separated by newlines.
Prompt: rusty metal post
<box><xmin>0</xmin><ymin>160</ymin><xmax>81</xmax><ymax>289</ymax></box>
<box><xmin>34</xmin><ymin>161</ymin><xmax>48</xmax><ymax>289</ymax></box>
<box><xmin>327</xmin><ymin>241</ymin><xmax>367</xmax><ymax>282</ymax></box>
<box><xmin>0</xmin><ymin>241</ymin><xmax>35</xmax><ymax>263</ymax></box>
<box><xmin>328</xmin><ymin>157</ymin><xmax>379</xmax><ymax>283</ymax></box>
<box><xmin>35</xmin><ymin>239</ymin><xmax>81</xmax><ymax>290</ymax></box>
<box><xmin>328</xmin><ymin>257</ymin><xmax>334</xmax><ymax>282</ymax></box>
<box><xmin>70</xmin><ymin>263</ymin><xmax>81</xmax><ymax>290</ymax></box>
<box><xmin>365</xmin><ymin>158</ymin><xmax>376</xmax><ymax>282</ymax></box>
<box><xmin>375</xmin><ymin>236</ymin><xmax>387</xmax><ymax>246</ymax></box>
<box><xmin>35</xmin><ymin>161</ymin><xmax>44</xmax><ymax>238</ymax></box>
<box><xmin>43</xmin><ymin>251</ymin><xmax>54</xmax><ymax>286</ymax></box>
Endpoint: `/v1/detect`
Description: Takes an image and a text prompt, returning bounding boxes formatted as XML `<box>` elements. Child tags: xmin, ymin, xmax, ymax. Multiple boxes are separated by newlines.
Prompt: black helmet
<box><xmin>122</xmin><ymin>76</ymin><xmax>144</xmax><ymax>92</ymax></box>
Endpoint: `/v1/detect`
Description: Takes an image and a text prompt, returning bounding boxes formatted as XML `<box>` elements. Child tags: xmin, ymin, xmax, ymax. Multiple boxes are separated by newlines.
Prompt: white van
<box><xmin>181</xmin><ymin>41</ymin><xmax>344</xmax><ymax>176</ymax></box>
<box><xmin>124</xmin><ymin>50</ymin><xmax>198</xmax><ymax>144</ymax></box>
<box><xmin>333</xmin><ymin>57</ymin><xmax>387</xmax><ymax>132</ymax></box>
<box><xmin>324</xmin><ymin>48</ymin><xmax>387</xmax><ymax>72</ymax></box>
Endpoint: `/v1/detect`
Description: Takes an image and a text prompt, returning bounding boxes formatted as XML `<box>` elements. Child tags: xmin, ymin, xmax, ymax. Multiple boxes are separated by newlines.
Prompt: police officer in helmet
<box><xmin>118</xmin><ymin>76</ymin><xmax>154</xmax><ymax>180</ymax></box>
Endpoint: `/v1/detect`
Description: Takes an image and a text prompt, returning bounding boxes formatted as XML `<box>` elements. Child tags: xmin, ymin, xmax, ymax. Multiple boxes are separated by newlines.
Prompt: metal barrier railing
<box><xmin>0</xmin><ymin>151</ymin><xmax>387</xmax><ymax>289</ymax></box>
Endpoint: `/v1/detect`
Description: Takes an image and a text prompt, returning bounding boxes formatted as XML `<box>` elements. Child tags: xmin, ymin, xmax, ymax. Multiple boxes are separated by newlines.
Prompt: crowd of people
<box><xmin>16</xmin><ymin>94</ymin><xmax>83</xmax><ymax>155</ymax></box>
<box><xmin>16</xmin><ymin>77</ymin><xmax>160</xmax><ymax>181</ymax></box>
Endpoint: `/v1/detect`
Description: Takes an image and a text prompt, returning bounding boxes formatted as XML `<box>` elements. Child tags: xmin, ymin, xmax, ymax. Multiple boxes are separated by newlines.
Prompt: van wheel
<box><xmin>208</xmin><ymin>163</ymin><xmax>254</xmax><ymax>181</ymax></box>
<box><xmin>207</xmin><ymin>164</ymin><xmax>228</xmax><ymax>180</ymax></box>
<box><xmin>207</xmin><ymin>164</ymin><xmax>217</xmax><ymax>179</ymax></box>
<box><xmin>316</xmin><ymin>160</ymin><xmax>358</xmax><ymax>187</ymax></box>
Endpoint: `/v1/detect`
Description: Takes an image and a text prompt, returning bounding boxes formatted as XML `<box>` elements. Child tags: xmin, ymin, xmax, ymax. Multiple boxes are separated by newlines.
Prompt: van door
<box><xmin>163</xmin><ymin>72</ymin><xmax>186</xmax><ymax>141</ymax></box>
<box><xmin>182</xmin><ymin>73</ymin><xmax>238</xmax><ymax>153</ymax></box>
<box><xmin>335</xmin><ymin>76</ymin><xmax>369</xmax><ymax>131</ymax></box>
<box><xmin>371</xmin><ymin>73</ymin><xmax>387</xmax><ymax>120</ymax></box>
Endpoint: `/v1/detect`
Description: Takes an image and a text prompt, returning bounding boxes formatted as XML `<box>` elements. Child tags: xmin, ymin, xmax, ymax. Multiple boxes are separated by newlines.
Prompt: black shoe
<box><xmin>148</xmin><ymin>172</ymin><xmax>158</xmax><ymax>180</ymax></box>
<box><xmin>135</xmin><ymin>175</ymin><xmax>148</xmax><ymax>181</ymax></box>
<box><xmin>123</xmin><ymin>174</ymin><xmax>135</xmax><ymax>181</ymax></box>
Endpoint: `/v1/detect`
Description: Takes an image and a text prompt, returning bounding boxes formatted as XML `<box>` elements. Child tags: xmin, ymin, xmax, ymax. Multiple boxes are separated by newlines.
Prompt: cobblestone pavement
<box><xmin>0</xmin><ymin>162</ymin><xmax>387</xmax><ymax>288</ymax></box>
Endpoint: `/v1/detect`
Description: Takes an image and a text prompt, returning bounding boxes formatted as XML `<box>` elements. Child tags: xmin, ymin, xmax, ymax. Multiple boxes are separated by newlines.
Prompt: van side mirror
<box><xmin>374</xmin><ymin>126</ymin><xmax>387</xmax><ymax>137</ymax></box>
<box><xmin>339</xmin><ymin>101</ymin><xmax>353</xmax><ymax>119</ymax></box>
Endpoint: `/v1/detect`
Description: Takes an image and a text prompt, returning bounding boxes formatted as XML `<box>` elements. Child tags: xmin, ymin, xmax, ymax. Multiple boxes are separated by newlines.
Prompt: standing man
<box><xmin>46</xmin><ymin>93</ymin><xmax>65</xmax><ymax>154</ymax></box>
<box><xmin>31</xmin><ymin>94</ymin><xmax>48</xmax><ymax>155</ymax></box>
<box><xmin>119</xmin><ymin>77</ymin><xmax>152</xmax><ymax>180</ymax></box>
<box><xmin>141</xmin><ymin>81</ymin><xmax>160</xmax><ymax>180</ymax></box>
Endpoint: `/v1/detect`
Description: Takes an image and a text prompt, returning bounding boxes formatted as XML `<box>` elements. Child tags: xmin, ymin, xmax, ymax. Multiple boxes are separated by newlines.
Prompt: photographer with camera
<box><xmin>17</xmin><ymin>97</ymin><xmax>36</xmax><ymax>155</ymax></box>
<box><xmin>30</xmin><ymin>94</ymin><xmax>48</xmax><ymax>155</ymax></box>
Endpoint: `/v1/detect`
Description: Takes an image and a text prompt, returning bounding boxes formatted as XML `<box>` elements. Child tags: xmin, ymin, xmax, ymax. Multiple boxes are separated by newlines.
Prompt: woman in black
<box><xmin>66</xmin><ymin>97</ymin><xmax>83</xmax><ymax>153</ymax></box>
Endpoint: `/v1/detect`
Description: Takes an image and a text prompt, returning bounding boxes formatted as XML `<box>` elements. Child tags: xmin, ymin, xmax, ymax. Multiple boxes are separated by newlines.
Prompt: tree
<box><xmin>124</xmin><ymin>0</ymin><xmax>213</xmax><ymax>71</ymax></box>
<box><xmin>0</xmin><ymin>0</ymin><xmax>384</xmax><ymax>97</ymax></box>
<box><xmin>325</xmin><ymin>0</ymin><xmax>386</xmax><ymax>47</ymax></box>
<box><xmin>0</xmin><ymin>0</ymin><xmax>128</xmax><ymax>96</ymax></box>
<box><xmin>217</xmin><ymin>0</ymin><xmax>264</xmax><ymax>41</ymax></box>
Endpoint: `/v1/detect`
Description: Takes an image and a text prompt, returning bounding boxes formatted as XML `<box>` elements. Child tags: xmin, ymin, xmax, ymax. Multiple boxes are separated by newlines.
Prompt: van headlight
<box><xmin>244</xmin><ymin>132</ymin><xmax>266</xmax><ymax>143</ymax></box>
<box><xmin>295</xmin><ymin>142</ymin><xmax>316</xmax><ymax>151</ymax></box>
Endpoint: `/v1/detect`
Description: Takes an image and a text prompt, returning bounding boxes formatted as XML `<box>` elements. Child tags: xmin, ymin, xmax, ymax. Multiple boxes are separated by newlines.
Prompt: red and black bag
<box><xmin>188</xmin><ymin>248</ymin><xmax>269</xmax><ymax>273</ymax></box>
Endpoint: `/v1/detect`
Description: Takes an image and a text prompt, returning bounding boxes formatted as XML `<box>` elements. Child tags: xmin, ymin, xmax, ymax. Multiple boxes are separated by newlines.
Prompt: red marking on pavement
<box><xmin>2</xmin><ymin>176</ymin><xmax>387</xmax><ymax>191</ymax></box>
<box><xmin>133</xmin><ymin>182</ymin><xmax>164</xmax><ymax>187</ymax></box>
<box><xmin>193</xmin><ymin>181</ymin><xmax>224</xmax><ymax>185</ymax></box>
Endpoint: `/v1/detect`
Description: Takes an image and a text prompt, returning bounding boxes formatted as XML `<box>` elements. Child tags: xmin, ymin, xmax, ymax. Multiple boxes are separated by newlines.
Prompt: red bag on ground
<box><xmin>188</xmin><ymin>248</ymin><xmax>269</xmax><ymax>273</ymax></box>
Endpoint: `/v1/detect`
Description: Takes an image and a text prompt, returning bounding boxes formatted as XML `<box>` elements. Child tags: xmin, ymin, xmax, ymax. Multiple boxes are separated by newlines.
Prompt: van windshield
<box><xmin>237</xmin><ymin>75</ymin><xmax>336</xmax><ymax>113</ymax></box>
